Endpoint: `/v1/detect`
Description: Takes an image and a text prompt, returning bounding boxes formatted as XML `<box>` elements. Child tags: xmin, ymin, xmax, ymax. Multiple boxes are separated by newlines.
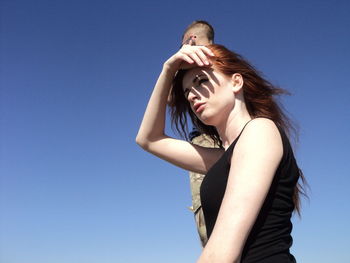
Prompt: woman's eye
<box><xmin>198</xmin><ymin>79</ymin><xmax>208</xmax><ymax>85</ymax></box>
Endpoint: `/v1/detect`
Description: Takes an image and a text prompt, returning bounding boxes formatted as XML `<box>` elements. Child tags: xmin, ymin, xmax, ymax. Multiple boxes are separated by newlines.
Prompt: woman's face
<box><xmin>182</xmin><ymin>67</ymin><xmax>237</xmax><ymax>126</ymax></box>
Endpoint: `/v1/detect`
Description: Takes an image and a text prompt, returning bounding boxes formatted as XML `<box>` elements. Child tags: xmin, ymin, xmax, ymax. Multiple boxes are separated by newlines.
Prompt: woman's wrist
<box><xmin>162</xmin><ymin>63</ymin><xmax>177</xmax><ymax>78</ymax></box>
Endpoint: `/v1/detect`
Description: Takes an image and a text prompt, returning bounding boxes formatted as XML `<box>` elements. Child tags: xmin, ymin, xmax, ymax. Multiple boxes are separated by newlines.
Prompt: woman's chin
<box><xmin>198</xmin><ymin>115</ymin><xmax>215</xmax><ymax>126</ymax></box>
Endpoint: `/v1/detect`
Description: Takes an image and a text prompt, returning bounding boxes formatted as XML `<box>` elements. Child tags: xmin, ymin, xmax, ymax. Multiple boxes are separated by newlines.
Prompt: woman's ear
<box><xmin>231</xmin><ymin>73</ymin><xmax>244</xmax><ymax>93</ymax></box>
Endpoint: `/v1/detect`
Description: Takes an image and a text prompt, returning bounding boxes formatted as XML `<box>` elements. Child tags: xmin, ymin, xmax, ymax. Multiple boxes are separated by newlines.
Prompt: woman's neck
<box><xmin>216</xmin><ymin>105</ymin><xmax>251</xmax><ymax>150</ymax></box>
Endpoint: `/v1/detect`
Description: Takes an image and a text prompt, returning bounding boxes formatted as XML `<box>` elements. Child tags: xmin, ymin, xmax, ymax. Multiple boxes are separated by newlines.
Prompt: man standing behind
<box><xmin>182</xmin><ymin>20</ymin><xmax>214</xmax><ymax>46</ymax></box>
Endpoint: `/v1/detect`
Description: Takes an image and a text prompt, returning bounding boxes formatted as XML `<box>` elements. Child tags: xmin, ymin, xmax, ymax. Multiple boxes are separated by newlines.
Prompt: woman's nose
<box><xmin>188</xmin><ymin>89</ymin><xmax>199</xmax><ymax>102</ymax></box>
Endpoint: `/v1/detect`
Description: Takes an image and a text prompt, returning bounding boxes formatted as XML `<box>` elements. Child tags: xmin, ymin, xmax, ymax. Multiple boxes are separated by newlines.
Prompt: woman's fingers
<box><xmin>180</xmin><ymin>45</ymin><xmax>215</xmax><ymax>67</ymax></box>
<box><xmin>200</xmin><ymin>46</ymin><xmax>215</xmax><ymax>57</ymax></box>
<box><xmin>180</xmin><ymin>54</ymin><xmax>195</xmax><ymax>65</ymax></box>
<box><xmin>188</xmin><ymin>52</ymin><xmax>205</xmax><ymax>66</ymax></box>
<box><xmin>164</xmin><ymin>45</ymin><xmax>216</xmax><ymax>71</ymax></box>
<box><xmin>180</xmin><ymin>45</ymin><xmax>210</xmax><ymax>66</ymax></box>
<box><xmin>195</xmin><ymin>49</ymin><xmax>211</xmax><ymax>66</ymax></box>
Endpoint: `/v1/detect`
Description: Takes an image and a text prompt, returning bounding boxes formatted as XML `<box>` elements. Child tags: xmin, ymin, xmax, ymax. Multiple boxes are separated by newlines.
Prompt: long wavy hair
<box><xmin>169</xmin><ymin>44</ymin><xmax>307</xmax><ymax>215</ymax></box>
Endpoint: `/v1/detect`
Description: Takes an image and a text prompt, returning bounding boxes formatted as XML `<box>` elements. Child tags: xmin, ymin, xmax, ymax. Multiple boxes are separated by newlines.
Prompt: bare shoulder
<box><xmin>243</xmin><ymin>117</ymin><xmax>281</xmax><ymax>140</ymax></box>
<box><xmin>234</xmin><ymin>118</ymin><xmax>283</xmax><ymax>159</ymax></box>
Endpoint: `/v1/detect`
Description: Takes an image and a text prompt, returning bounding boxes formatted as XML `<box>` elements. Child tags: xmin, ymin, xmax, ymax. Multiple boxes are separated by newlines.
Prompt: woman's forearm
<box><xmin>135</xmin><ymin>65</ymin><xmax>175</xmax><ymax>149</ymax></box>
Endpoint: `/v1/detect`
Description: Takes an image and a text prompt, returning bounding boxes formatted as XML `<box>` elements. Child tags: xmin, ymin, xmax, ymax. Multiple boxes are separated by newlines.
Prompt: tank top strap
<box><xmin>226</xmin><ymin>118</ymin><xmax>254</xmax><ymax>152</ymax></box>
<box><xmin>225</xmin><ymin>119</ymin><xmax>255</xmax><ymax>164</ymax></box>
<box><xmin>237</xmin><ymin>118</ymin><xmax>255</xmax><ymax>139</ymax></box>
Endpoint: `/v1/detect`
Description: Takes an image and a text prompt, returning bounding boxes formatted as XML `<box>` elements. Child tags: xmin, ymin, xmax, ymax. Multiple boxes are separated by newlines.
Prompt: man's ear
<box><xmin>231</xmin><ymin>73</ymin><xmax>244</xmax><ymax>93</ymax></box>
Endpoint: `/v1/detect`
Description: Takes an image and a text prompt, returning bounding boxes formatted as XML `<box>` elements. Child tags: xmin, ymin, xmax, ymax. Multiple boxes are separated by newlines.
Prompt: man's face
<box><xmin>182</xmin><ymin>27</ymin><xmax>212</xmax><ymax>46</ymax></box>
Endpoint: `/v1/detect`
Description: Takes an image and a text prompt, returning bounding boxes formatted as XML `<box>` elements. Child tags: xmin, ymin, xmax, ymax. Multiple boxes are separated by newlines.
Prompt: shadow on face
<box><xmin>182</xmin><ymin>67</ymin><xmax>222</xmax><ymax>100</ymax></box>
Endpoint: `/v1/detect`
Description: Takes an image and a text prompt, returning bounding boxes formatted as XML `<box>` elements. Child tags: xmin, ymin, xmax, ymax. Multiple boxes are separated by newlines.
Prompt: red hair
<box><xmin>169</xmin><ymin>44</ymin><xmax>307</xmax><ymax>215</ymax></box>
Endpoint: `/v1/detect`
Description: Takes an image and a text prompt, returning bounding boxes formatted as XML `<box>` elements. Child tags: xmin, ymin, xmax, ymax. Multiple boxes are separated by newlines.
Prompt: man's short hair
<box><xmin>182</xmin><ymin>20</ymin><xmax>215</xmax><ymax>43</ymax></box>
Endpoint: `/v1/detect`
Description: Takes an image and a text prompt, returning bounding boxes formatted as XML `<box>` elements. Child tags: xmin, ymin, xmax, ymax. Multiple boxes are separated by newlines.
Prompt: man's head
<box><xmin>181</xmin><ymin>20</ymin><xmax>215</xmax><ymax>46</ymax></box>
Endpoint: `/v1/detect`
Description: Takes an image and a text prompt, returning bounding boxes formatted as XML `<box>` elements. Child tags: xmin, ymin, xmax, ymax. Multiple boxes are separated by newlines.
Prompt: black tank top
<box><xmin>200</xmin><ymin>120</ymin><xmax>299</xmax><ymax>262</ymax></box>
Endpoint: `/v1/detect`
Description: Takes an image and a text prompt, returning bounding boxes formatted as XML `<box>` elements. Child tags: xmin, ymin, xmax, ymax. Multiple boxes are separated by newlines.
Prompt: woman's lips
<box><xmin>194</xmin><ymin>103</ymin><xmax>206</xmax><ymax>113</ymax></box>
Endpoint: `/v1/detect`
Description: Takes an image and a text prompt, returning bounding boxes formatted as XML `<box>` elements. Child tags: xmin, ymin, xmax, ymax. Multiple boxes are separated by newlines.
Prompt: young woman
<box><xmin>136</xmin><ymin>44</ymin><xmax>304</xmax><ymax>263</ymax></box>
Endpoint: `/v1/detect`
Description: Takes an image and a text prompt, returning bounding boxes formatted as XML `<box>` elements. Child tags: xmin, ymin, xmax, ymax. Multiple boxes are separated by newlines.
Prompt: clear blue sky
<box><xmin>1</xmin><ymin>0</ymin><xmax>349</xmax><ymax>262</ymax></box>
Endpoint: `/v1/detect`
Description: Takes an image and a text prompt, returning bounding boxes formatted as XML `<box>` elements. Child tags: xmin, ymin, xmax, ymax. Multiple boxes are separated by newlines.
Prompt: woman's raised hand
<box><xmin>164</xmin><ymin>45</ymin><xmax>215</xmax><ymax>74</ymax></box>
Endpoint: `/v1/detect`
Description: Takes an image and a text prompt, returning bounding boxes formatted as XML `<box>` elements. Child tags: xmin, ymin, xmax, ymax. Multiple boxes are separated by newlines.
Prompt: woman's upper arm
<box><xmin>140</xmin><ymin>136</ymin><xmax>224</xmax><ymax>174</ymax></box>
<box><xmin>198</xmin><ymin>118</ymin><xmax>283</xmax><ymax>262</ymax></box>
